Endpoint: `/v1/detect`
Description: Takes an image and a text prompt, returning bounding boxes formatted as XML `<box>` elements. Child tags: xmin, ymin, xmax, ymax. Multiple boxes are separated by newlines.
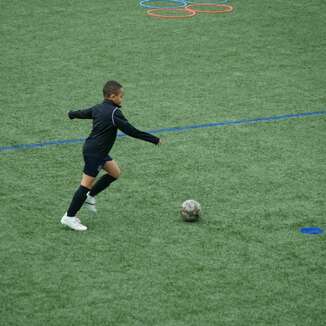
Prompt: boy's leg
<box><xmin>67</xmin><ymin>174</ymin><xmax>95</xmax><ymax>217</ymax></box>
<box><xmin>61</xmin><ymin>174</ymin><xmax>95</xmax><ymax>231</ymax></box>
<box><xmin>88</xmin><ymin>160</ymin><xmax>120</xmax><ymax>197</ymax></box>
<box><xmin>103</xmin><ymin>160</ymin><xmax>121</xmax><ymax>179</ymax></box>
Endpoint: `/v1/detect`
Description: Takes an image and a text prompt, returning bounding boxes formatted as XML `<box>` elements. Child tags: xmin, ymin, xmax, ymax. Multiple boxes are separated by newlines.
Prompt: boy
<box><xmin>61</xmin><ymin>80</ymin><xmax>161</xmax><ymax>231</ymax></box>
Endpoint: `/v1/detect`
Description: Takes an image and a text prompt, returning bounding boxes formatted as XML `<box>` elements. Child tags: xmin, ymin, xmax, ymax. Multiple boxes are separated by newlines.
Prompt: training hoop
<box><xmin>147</xmin><ymin>7</ymin><xmax>197</xmax><ymax>19</ymax></box>
<box><xmin>140</xmin><ymin>0</ymin><xmax>188</xmax><ymax>9</ymax></box>
<box><xmin>186</xmin><ymin>3</ymin><xmax>233</xmax><ymax>13</ymax></box>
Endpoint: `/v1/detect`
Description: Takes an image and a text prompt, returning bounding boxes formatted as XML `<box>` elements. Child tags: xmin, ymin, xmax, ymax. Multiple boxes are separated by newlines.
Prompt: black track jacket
<box><xmin>68</xmin><ymin>99</ymin><xmax>160</xmax><ymax>158</ymax></box>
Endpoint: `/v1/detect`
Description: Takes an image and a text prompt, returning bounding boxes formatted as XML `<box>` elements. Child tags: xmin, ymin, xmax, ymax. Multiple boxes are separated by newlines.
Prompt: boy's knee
<box><xmin>111</xmin><ymin>169</ymin><xmax>121</xmax><ymax>179</ymax></box>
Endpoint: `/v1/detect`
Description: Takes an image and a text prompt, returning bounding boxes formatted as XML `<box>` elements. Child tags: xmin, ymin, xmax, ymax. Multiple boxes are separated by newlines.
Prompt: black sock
<box><xmin>89</xmin><ymin>174</ymin><xmax>117</xmax><ymax>197</ymax></box>
<box><xmin>67</xmin><ymin>185</ymin><xmax>90</xmax><ymax>217</ymax></box>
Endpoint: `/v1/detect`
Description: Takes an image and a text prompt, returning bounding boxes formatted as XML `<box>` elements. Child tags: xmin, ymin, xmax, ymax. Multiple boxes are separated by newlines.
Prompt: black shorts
<box><xmin>83</xmin><ymin>154</ymin><xmax>113</xmax><ymax>177</ymax></box>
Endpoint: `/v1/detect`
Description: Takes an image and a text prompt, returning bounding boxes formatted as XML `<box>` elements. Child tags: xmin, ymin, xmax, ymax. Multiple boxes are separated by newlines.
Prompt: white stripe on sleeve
<box><xmin>112</xmin><ymin>107</ymin><xmax>118</xmax><ymax>127</ymax></box>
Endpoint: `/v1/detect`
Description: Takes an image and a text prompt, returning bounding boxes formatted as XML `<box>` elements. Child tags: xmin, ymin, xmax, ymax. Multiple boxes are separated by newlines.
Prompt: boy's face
<box><xmin>109</xmin><ymin>88</ymin><xmax>124</xmax><ymax>106</ymax></box>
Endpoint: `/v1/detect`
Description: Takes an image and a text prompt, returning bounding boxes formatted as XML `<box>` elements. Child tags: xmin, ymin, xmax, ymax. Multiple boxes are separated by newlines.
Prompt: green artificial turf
<box><xmin>1</xmin><ymin>1</ymin><xmax>325</xmax><ymax>325</ymax></box>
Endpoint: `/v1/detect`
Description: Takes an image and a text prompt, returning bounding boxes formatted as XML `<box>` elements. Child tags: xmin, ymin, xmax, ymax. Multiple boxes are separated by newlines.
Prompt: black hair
<box><xmin>103</xmin><ymin>80</ymin><xmax>123</xmax><ymax>97</ymax></box>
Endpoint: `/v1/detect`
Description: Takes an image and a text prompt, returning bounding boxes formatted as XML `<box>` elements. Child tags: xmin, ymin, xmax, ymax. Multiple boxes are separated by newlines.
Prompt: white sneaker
<box><xmin>61</xmin><ymin>213</ymin><xmax>87</xmax><ymax>231</ymax></box>
<box><xmin>84</xmin><ymin>192</ymin><xmax>97</xmax><ymax>213</ymax></box>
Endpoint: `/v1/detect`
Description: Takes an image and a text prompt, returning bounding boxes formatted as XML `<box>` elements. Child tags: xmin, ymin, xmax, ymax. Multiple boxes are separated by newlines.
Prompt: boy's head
<box><xmin>103</xmin><ymin>80</ymin><xmax>124</xmax><ymax>106</ymax></box>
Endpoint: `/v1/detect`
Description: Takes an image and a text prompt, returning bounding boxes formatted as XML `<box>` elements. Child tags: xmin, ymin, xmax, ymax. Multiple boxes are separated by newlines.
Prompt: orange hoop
<box><xmin>186</xmin><ymin>3</ymin><xmax>234</xmax><ymax>13</ymax></box>
<box><xmin>147</xmin><ymin>7</ymin><xmax>197</xmax><ymax>19</ymax></box>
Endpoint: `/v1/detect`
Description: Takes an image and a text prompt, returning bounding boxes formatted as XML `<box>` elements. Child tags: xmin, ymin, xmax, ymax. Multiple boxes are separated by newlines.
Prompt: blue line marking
<box><xmin>1</xmin><ymin>111</ymin><xmax>325</xmax><ymax>153</ymax></box>
<box><xmin>145</xmin><ymin>111</ymin><xmax>326</xmax><ymax>134</ymax></box>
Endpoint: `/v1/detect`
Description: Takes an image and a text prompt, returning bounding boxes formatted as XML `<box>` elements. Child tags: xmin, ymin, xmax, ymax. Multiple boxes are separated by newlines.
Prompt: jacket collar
<box><xmin>103</xmin><ymin>99</ymin><xmax>121</xmax><ymax>108</ymax></box>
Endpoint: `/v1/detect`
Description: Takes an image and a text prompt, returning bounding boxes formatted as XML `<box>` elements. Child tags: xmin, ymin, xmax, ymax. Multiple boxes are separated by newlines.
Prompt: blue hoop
<box><xmin>139</xmin><ymin>0</ymin><xmax>188</xmax><ymax>9</ymax></box>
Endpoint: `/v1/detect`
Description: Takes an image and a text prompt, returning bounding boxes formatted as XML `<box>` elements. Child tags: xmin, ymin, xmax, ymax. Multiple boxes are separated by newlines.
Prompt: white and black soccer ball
<box><xmin>181</xmin><ymin>199</ymin><xmax>201</xmax><ymax>222</ymax></box>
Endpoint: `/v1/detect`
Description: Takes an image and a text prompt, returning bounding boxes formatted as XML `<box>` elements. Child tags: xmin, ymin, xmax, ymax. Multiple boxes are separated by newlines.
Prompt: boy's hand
<box><xmin>68</xmin><ymin>111</ymin><xmax>75</xmax><ymax>119</ymax></box>
<box><xmin>157</xmin><ymin>139</ymin><xmax>164</xmax><ymax>145</ymax></box>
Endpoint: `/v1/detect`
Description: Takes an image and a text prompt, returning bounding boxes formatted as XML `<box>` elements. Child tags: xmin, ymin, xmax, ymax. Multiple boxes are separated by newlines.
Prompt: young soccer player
<box><xmin>61</xmin><ymin>80</ymin><xmax>161</xmax><ymax>231</ymax></box>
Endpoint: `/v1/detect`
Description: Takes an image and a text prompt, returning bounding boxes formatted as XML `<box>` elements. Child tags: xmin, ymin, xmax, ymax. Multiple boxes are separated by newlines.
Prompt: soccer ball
<box><xmin>181</xmin><ymin>199</ymin><xmax>201</xmax><ymax>222</ymax></box>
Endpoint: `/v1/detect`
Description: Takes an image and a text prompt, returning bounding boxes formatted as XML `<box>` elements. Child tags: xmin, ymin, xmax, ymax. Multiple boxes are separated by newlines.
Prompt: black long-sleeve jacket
<box><xmin>68</xmin><ymin>99</ymin><xmax>160</xmax><ymax>158</ymax></box>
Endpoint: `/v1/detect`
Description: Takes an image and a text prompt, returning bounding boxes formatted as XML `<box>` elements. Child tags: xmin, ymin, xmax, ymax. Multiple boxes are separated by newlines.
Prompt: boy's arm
<box><xmin>113</xmin><ymin>109</ymin><xmax>160</xmax><ymax>145</ymax></box>
<box><xmin>68</xmin><ymin>107</ymin><xmax>93</xmax><ymax>119</ymax></box>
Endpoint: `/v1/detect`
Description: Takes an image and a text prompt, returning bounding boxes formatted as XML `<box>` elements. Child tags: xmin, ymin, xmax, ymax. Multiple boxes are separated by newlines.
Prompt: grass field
<box><xmin>1</xmin><ymin>1</ymin><xmax>326</xmax><ymax>325</ymax></box>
